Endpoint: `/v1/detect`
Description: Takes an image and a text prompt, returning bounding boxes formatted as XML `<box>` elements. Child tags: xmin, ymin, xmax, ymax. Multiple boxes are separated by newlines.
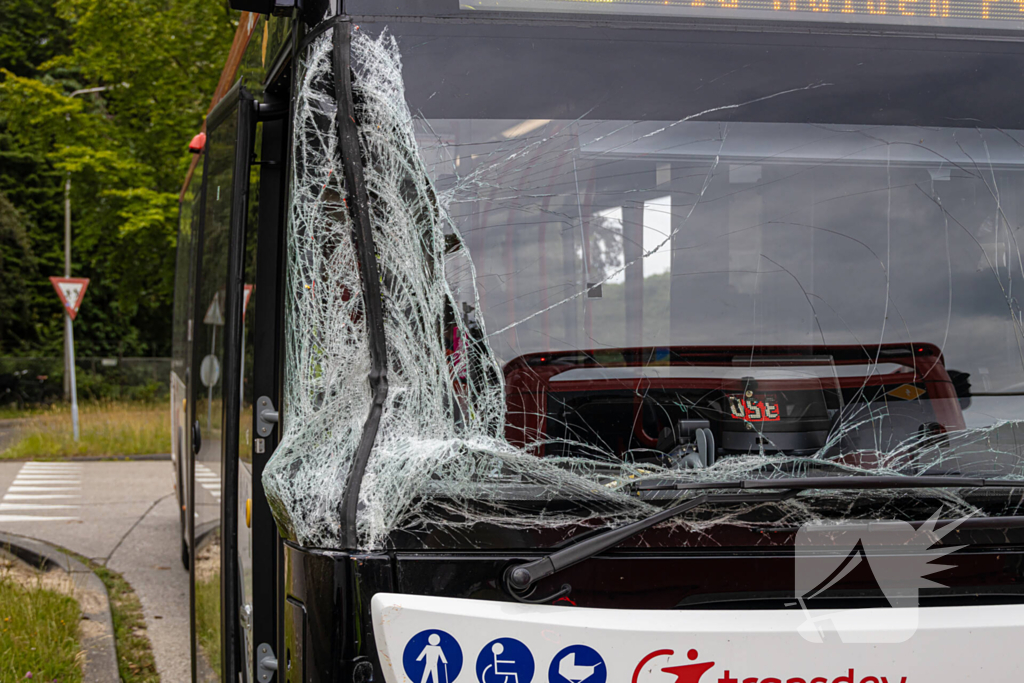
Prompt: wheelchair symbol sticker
<box><xmin>476</xmin><ymin>638</ymin><xmax>535</xmax><ymax>683</ymax></box>
<box><xmin>403</xmin><ymin>630</ymin><xmax>463</xmax><ymax>683</ymax></box>
<box><xmin>548</xmin><ymin>645</ymin><xmax>606</xmax><ymax>683</ymax></box>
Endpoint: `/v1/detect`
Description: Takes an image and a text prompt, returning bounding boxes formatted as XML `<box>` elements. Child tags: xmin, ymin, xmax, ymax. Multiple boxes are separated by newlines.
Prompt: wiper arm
<box><xmin>504</xmin><ymin>488</ymin><xmax>798</xmax><ymax>604</ymax></box>
<box><xmin>503</xmin><ymin>475</ymin><xmax>1024</xmax><ymax>604</ymax></box>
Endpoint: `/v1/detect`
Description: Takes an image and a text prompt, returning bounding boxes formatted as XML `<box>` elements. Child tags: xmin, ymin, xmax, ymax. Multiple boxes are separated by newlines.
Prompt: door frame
<box><xmin>187</xmin><ymin>80</ymin><xmax>255</xmax><ymax>683</ymax></box>
<box><xmin>246</xmin><ymin>85</ymin><xmax>290</xmax><ymax>679</ymax></box>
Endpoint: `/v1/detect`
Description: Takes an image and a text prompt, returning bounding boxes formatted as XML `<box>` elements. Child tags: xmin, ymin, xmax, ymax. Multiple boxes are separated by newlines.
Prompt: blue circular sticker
<box><xmin>476</xmin><ymin>637</ymin><xmax>535</xmax><ymax>683</ymax></box>
<box><xmin>548</xmin><ymin>644</ymin><xmax>606</xmax><ymax>683</ymax></box>
<box><xmin>403</xmin><ymin>629</ymin><xmax>464</xmax><ymax>683</ymax></box>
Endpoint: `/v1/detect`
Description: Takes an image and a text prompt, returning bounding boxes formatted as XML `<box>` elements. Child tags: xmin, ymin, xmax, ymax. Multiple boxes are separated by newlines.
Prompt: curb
<box><xmin>0</xmin><ymin>531</ymin><xmax>120</xmax><ymax>683</ymax></box>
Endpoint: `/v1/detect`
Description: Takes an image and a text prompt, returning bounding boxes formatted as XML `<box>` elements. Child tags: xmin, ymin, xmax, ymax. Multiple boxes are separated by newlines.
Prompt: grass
<box><xmin>0</xmin><ymin>405</ymin><xmax>48</xmax><ymax>420</ymax></box>
<box><xmin>0</xmin><ymin>567</ymin><xmax>83</xmax><ymax>683</ymax></box>
<box><xmin>1</xmin><ymin>401</ymin><xmax>170</xmax><ymax>459</ymax></box>
<box><xmin>194</xmin><ymin>534</ymin><xmax>222</xmax><ymax>679</ymax></box>
<box><xmin>195</xmin><ymin>571</ymin><xmax>222</xmax><ymax>679</ymax></box>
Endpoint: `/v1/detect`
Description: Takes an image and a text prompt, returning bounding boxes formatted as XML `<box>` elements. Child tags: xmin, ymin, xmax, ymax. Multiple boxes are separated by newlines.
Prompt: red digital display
<box><xmin>728</xmin><ymin>394</ymin><xmax>781</xmax><ymax>422</ymax></box>
<box><xmin>464</xmin><ymin>0</ymin><xmax>1024</xmax><ymax>30</ymax></box>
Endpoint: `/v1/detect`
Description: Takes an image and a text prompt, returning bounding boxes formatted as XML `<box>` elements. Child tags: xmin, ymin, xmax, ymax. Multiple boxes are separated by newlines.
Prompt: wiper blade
<box><xmin>503</xmin><ymin>475</ymin><xmax>1024</xmax><ymax>604</ymax></box>
<box><xmin>504</xmin><ymin>488</ymin><xmax>797</xmax><ymax>603</ymax></box>
<box><xmin>639</xmin><ymin>475</ymin><xmax>1024</xmax><ymax>492</ymax></box>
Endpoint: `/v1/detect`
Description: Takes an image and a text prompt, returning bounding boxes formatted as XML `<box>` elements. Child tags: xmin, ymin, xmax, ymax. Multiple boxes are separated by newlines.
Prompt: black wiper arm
<box><xmin>504</xmin><ymin>488</ymin><xmax>798</xmax><ymax>604</ymax></box>
<box><xmin>503</xmin><ymin>475</ymin><xmax>1024</xmax><ymax>604</ymax></box>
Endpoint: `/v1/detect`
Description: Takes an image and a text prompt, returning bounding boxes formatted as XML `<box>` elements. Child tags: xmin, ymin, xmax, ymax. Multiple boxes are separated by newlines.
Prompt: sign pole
<box><xmin>64</xmin><ymin>173</ymin><xmax>72</xmax><ymax>401</ymax></box>
<box><xmin>200</xmin><ymin>290</ymin><xmax>226</xmax><ymax>431</ymax></box>
<box><xmin>49</xmin><ymin>276</ymin><xmax>90</xmax><ymax>442</ymax></box>
<box><xmin>208</xmin><ymin>326</ymin><xmax>216</xmax><ymax>430</ymax></box>
<box><xmin>66</xmin><ymin>312</ymin><xmax>80</xmax><ymax>441</ymax></box>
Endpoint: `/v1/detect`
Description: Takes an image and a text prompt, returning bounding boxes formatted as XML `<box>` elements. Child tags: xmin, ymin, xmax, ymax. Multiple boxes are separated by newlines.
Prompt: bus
<box><xmin>172</xmin><ymin>1</ymin><xmax>1024</xmax><ymax>681</ymax></box>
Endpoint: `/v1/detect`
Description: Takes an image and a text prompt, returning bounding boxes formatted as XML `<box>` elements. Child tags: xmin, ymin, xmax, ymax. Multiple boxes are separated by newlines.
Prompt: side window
<box><xmin>193</xmin><ymin>106</ymin><xmax>238</xmax><ymax>683</ymax></box>
<box><xmin>172</xmin><ymin>204</ymin><xmax>194</xmax><ymax>386</ymax></box>
<box><xmin>240</xmin><ymin>121</ymin><xmax>261</xmax><ymax>468</ymax></box>
<box><xmin>172</xmin><ymin>171</ymin><xmax>201</xmax><ymax>565</ymax></box>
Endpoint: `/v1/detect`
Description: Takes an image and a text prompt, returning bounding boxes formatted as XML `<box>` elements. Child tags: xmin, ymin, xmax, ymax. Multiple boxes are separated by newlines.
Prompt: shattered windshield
<box><xmin>262</xmin><ymin>22</ymin><xmax>1024</xmax><ymax>551</ymax></box>
<box><xmin>428</xmin><ymin>119</ymin><xmax>1024</xmax><ymax>458</ymax></box>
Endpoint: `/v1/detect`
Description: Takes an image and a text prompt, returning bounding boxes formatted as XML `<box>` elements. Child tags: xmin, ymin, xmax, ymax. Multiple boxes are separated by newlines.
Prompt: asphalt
<box><xmin>0</xmin><ymin>460</ymin><xmax>189</xmax><ymax>683</ymax></box>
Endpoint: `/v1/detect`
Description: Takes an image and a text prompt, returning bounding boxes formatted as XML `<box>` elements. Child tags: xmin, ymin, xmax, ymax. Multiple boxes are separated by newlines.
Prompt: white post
<box><xmin>66</xmin><ymin>313</ymin><xmax>80</xmax><ymax>441</ymax></box>
<box><xmin>208</xmin><ymin>326</ymin><xmax>216</xmax><ymax>431</ymax></box>
<box><xmin>64</xmin><ymin>173</ymin><xmax>72</xmax><ymax>401</ymax></box>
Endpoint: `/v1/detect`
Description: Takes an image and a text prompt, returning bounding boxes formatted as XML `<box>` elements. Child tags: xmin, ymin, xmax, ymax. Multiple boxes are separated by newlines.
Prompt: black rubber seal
<box><xmin>332</xmin><ymin>19</ymin><xmax>390</xmax><ymax>550</ymax></box>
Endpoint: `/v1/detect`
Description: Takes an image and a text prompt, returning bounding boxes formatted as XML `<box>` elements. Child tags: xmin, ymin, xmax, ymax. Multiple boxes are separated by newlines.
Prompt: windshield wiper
<box><xmin>503</xmin><ymin>475</ymin><xmax>1024</xmax><ymax>604</ymax></box>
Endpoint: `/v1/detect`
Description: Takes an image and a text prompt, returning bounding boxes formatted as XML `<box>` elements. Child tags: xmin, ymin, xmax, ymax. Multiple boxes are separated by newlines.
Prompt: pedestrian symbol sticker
<box><xmin>476</xmin><ymin>638</ymin><xmax>535</xmax><ymax>683</ymax></box>
<box><xmin>549</xmin><ymin>645</ymin><xmax>605</xmax><ymax>683</ymax></box>
<box><xmin>403</xmin><ymin>630</ymin><xmax>463</xmax><ymax>683</ymax></box>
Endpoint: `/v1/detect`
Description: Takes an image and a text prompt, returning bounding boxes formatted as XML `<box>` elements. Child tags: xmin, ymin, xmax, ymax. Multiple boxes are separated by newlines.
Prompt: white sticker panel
<box><xmin>372</xmin><ymin>593</ymin><xmax>1024</xmax><ymax>683</ymax></box>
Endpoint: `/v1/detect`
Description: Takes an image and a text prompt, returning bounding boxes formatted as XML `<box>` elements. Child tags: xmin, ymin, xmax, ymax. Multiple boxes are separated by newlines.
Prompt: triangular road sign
<box><xmin>243</xmin><ymin>284</ymin><xmax>254</xmax><ymax>317</ymax></box>
<box><xmin>204</xmin><ymin>291</ymin><xmax>225</xmax><ymax>326</ymax></box>
<box><xmin>49</xmin><ymin>277</ymin><xmax>90</xmax><ymax>321</ymax></box>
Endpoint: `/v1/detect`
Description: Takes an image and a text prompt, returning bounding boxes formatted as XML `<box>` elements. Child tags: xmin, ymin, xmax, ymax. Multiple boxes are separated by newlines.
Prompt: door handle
<box><xmin>256</xmin><ymin>396</ymin><xmax>278</xmax><ymax>437</ymax></box>
<box><xmin>192</xmin><ymin>420</ymin><xmax>202</xmax><ymax>455</ymax></box>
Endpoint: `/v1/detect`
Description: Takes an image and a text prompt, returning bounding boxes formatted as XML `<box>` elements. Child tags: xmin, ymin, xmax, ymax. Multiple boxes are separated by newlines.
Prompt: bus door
<box><xmin>189</xmin><ymin>81</ymin><xmax>256</xmax><ymax>683</ymax></box>
<box><xmin>237</xmin><ymin>88</ymin><xmax>288</xmax><ymax>683</ymax></box>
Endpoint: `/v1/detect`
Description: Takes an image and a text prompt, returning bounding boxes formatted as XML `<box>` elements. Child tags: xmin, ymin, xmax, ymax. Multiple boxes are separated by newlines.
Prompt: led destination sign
<box><xmin>463</xmin><ymin>0</ymin><xmax>1024</xmax><ymax>29</ymax></box>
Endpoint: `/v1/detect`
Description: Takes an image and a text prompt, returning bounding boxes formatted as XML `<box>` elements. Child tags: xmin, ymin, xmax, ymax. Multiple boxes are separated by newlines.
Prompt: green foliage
<box><xmin>0</xmin><ymin>0</ymin><xmax>71</xmax><ymax>78</ymax></box>
<box><xmin>0</xmin><ymin>0</ymin><xmax>236</xmax><ymax>357</ymax></box>
<box><xmin>0</xmin><ymin>193</ymin><xmax>38</xmax><ymax>351</ymax></box>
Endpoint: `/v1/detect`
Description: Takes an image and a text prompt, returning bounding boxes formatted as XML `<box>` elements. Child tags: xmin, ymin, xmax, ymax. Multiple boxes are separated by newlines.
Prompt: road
<box><xmin>0</xmin><ymin>459</ymin><xmax>189</xmax><ymax>683</ymax></box>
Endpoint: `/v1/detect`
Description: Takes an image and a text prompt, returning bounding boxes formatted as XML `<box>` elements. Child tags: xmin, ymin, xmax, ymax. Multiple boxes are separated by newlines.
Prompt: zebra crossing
<box><xmin>0</xmin><ymin>461</ymin><xmax>82</xmax><ymax>522</ymax></box>
<box><xmin>195</xmin><ymin>462</ymin><xmax>221</xmax><ymax>502</ymax></box>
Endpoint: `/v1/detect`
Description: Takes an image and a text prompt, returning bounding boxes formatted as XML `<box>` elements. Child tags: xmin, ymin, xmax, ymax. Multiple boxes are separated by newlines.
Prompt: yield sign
<box><xmin>204</xmin><ymin>291</ymin><xmax>225</xmax><ymax>326</ymax></box>
<box><xmin>49</xmin><ymin>277</ymin><xmax>90</xmax><ymax>321</ymax></box>
<box><xmin>243</xmin><ymin>284</ymin><xmax>254</xmax><ymax>317</ymax></box>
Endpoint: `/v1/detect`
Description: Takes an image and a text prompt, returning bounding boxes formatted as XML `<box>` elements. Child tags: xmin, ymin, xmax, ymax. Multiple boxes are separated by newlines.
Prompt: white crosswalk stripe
<box><xmin>195</xmin><ymin>462</ymin><xmax>222</xmax><ymax>502</ymax></box>
<box><xmin>0</xmin><ymin>462</ymin><xmax>82</xmax><ymax>522</ymax></box>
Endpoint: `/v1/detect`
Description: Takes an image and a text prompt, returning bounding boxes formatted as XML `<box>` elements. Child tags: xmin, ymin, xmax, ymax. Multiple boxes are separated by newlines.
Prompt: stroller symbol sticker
<box><xmin>403</xmin><ymin>630</ymin><xmax>464</xmax><ymax>683</ymax></box>
<box><xmin>476</xmin><ymin>638</ymin><xmax>535</xmax><ymax>683</ymax></box>
<box><xmin>548</xmin><ymin>645</ymin><xmax>606</xmax><ymax>683</ymax></box>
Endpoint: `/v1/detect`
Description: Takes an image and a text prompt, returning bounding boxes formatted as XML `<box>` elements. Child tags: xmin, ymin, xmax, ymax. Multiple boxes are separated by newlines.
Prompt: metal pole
<box><xmin>208</xmin><ymin>326</ymin><xmax>216</xmax><ymax>431</ymax></box>
<box><xmin>66</xmin><ymin>314</ymin><xmax>80</xmax><ymax>441</ymax></box>
<box><xmin>62</xmin><ymin>85</ymin><xmax>113</xmax><ymax>404</ymax></box>
<box><xmin>63</xmin><ymin>173</ymin><xmax>72</xmax><ymax>400</ymax></box>
<box><xmin>64</xmin><ymin>173</ymin><xmax>71</xmax><ymax>277</ymax></box>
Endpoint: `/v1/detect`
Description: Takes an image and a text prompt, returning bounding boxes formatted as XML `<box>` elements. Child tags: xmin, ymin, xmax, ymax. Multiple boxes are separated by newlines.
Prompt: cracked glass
<box><xmin>262</xmin><ymin>21</ymin><xmax>1024</xmax><ymax>551</ymax></box>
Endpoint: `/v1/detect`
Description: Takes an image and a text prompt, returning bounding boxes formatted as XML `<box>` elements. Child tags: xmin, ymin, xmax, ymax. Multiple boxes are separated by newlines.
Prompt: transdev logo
<box><xmin>632</xmin><ymin>648</ymin><xmax>911</xmax><ymax>683</ymax></box>
<box><xmin>632</xmin><ymin>649</ymin><xmax>714</xmax><ymax>683</ymax></box>
<box><xmin>794</xmin><ymin>512</ymin><xmax>966</xmax><ymax>644</ymax></box>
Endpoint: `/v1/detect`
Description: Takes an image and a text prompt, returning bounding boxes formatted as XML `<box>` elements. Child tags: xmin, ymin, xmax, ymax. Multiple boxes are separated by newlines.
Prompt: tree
<box><xmin>0</xmin><ymin>0</ymin><xmax>236</xmax><ymax>358</ymax></box>
<box><xmin>0</xmin><ymin>192</ymin><xmax>38</xmax><ymax>353</ymax></box>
